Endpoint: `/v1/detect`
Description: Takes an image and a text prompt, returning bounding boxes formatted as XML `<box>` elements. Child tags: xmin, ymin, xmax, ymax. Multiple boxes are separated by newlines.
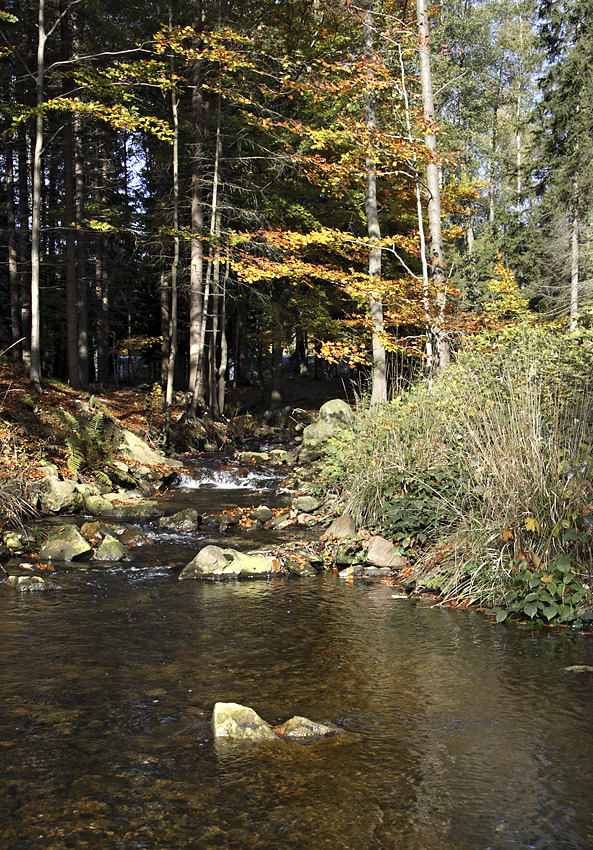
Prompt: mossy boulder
<box><xmin>5</xmin><ymin>575</ymin><xmax>62</xmax><ymax>592</ymax></box>
<box><xmin>158</xmin><ymin>509</ymin><xmax>200</xmax><ymax>531</ymax></box>
<box><xmin>83</xmin><ymin>494</ymin><xmax>164</xmax><ymax>519</ymax></box>
<box><xmin>39</xmin><ymin>525</ymin><xmax>92</xmax><ymax>561</ymax></box>
<box><xmin>93</xmin><ymin>534</ymin><xmax>132</xmax><ymax>562</ymax></box>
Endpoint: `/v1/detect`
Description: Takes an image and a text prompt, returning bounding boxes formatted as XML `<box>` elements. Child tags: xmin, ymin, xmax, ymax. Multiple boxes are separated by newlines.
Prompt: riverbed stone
<box><xmin>324</xmin><ymin>514</ymin><xmax>357</xmax><ymax>539</ymax></box>
<box><xmin>83</xmin><ymin>494</ymin><xmax>164</xmax><ymax>519</ymax></box>
<box><xmin>278</xmin><ymin>716</ymin><xmax>337</xmax><ymax>738</ymax></box>
<box><xmin>267</xmin><ymin>511</ymin><xmax>293</xmax><ymax>529</ymax></box>
<box><xmin>179</xmin><ymin>545</ymin><xmax>278</xmax><ymax>580</ymax></box>
<box><xmin>93</xmin><ymin>534</ymin><xmax>132</xmax><ymax>562</ymax></box>
<box><xmin>39</xmin><ymin>525</ymin><xmax>92</xmax><ymax>561</ymax></box>
<box><xmin>158</xmin><ymin>508</ymin><xmax>200</xmax><ymax>531</ymax></box>
<box><xmin>119</xmin><ymin>428</ymin><xmax>183</xmax><ymax>469</ymax></box>
<box><xmin>366</xmin><ymin>535</ymin><xmax>406</xmax><ymax>569</ymax></box>
<box><xmin>293</xmin><ymin>495</ymin><xmax>322</xmax><ymax>513</ymax></box>
<box><xmin>249</xmin><ymin>506</ymin><xmax>274</xmax><ymax>523</ymax></box>
<box><xmin>37</xmin><ymin>477</ymin><xmax>84</xmax><ymax>514</ymax></box>
<box><xmin>212</xmin><ymin>702</ymin><xmax>277</xmax><ymax>741</ymax></box>
<box><xmin>5</xmin><ymin>574</ymin><xmax>61</xmax><ymax>592</ymax></box>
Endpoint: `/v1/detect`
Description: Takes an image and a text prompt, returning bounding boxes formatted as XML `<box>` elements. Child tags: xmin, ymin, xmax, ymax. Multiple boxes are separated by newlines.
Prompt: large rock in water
<box><xmin>179</xmin><ymin>545</ymin><xmax>278</xmax><ymax>580</ymax></box>
<box><xmin>300</xmin><ymin>398</ymin><xmax>354</xmax><ymax>455</ymax></box>
<box><xmin>39</xmin><ymin>525</ymin><xmax>92</xmax><ymax>561</ymax></box>
<box><xmin>212</xmin><ymin>702</ymin><xmax>277</xmax><ymax>741</ymax></box>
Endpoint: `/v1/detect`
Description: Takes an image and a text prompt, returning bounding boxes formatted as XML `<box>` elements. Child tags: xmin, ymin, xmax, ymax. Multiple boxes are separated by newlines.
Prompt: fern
<box><xmin>53</xmin><ymin>407</ymin><xmax>117</xmax><ymax>480</ymax></box>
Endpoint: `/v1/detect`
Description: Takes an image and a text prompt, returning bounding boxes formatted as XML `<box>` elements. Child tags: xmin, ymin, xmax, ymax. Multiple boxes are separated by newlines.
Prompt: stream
<box><xmin>1</xmin><ymin>457</ymin><xmax>593</xmax><ymax>849</ymax></box>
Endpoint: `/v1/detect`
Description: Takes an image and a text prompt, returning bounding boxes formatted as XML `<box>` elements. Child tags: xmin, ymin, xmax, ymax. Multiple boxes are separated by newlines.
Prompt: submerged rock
<box><xmin>39</xmin><ymin>525</ymin><xmax>92</xmax><ymax>561</ymax></box>
<box><xmin>276</xmin><ymin>716</ymin><xmax>337</xmax><ymax>739</ymax></box>
<box><xmin>212</xmin><ymin>702</ymin><xmax>277</xmax><ymax>741</ymax></box>
<box><xmin>158</xmin><ymin>508</ymin><xmax>200</xmax><ymax>531</ymax></box>
<box><xmin>5</xmin><ymin>574</ymin><xmax>61</xmax><ymax>592</ymax></box>
<box><xmin>179</xmin><ymin>545</ymin><xmax>278</xmax><ymax>580</ymax></box>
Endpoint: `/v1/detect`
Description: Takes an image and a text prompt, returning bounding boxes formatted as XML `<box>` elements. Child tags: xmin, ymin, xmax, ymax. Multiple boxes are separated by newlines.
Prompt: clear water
<box><xmin>2</xmin><ymin>470</ymin><xmax>593</xmax><ymax>849</ymax></box>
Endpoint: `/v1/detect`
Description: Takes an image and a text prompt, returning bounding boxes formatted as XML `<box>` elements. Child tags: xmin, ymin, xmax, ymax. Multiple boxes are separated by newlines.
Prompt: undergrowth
<box><xmin>321</xmin><ymin>324</ymin><xmax>593</xmax><ymax>626</ymax></box>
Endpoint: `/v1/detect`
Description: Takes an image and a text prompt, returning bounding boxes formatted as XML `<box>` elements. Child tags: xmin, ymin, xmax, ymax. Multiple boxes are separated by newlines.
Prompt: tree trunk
<box><xmin>188</xmin><ymin>0</ymin><xmax>206</xmax><ymax>416</ymax></box>
<box><xmin>61</xmin><ymin>0</ymin><xmax>80</xmax><ymax>389</ymax></box>
<box><xmin>30</xmin><ymin>0</ymin><xmax>47</xmax><ymax>391</ymax></box>
<box><xmin>165</xmin><ymin>2</ymin><xmax>180</xmax><ymax>433</ymax></box>
<box><xmin>17</xmin><ymin>123</ymin><xmax>31</xmax><ymax>368</ymax></box>
<box><xmin>5</xmin><ymin>138</ymin><xmax>21</xmax><ymax>359</ymax></box>
<box><xmin>74</xmin><ymin>113</ymin><xmax>89</xmax><ymax>386</ymax></box>
<box><xmin>570</xmin><ymin>173</ymin><xmax>579</xmax><ymax>329</ymax></box>
<box><xmin>363</xmin><ymin>0</ymin><xmax>387</xmax><ymax>406</ymax></box>
<box><xmin>417</xmin><ymin>0</ymin><xmax>449</xmax><ymax>372</ymax></box>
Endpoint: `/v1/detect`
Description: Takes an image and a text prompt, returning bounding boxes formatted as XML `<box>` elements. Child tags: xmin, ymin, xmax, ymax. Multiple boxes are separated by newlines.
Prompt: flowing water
<box><xmin>2</xmin><ymin>462</ymin><xmax>593</xmax><ymax>849</ymax></box>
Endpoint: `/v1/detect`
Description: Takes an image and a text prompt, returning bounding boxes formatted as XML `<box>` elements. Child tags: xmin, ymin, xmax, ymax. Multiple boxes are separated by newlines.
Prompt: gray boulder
<box><xmin>318</xmin><ymin>398</ymin><xmax>354</xmax><ymax>424</ymax></box>
<box><xmin>119</xmin><ymin>428</ymin><xmax>183</xmax><ymax>468</ymax></box>
<box><xmin>293</xmin><ymin>495</ymin><xmax>322</xmax><ymax>513</ymax></box>
<box><xmin>37</xmin><ymin>478</ymin><xmax>83</xmax><ymax>514</ymax></box>
<box><xmin>324</xmin><ymin>514</ymin><xmax>357</xmax><ymax>539</ymax></box>
<box><xmin>39</xmin><ymin>525</ymin><xmax>92</xmax><ymax>561</ymax></box>
<box><xmin>366</xmin><ymin>535</ymin><xmax>406</xmax><ymax>569</ymax></box>
<box><xmin>212</xmin><ymin>702</ymin><xmax>277</xmax><ymax>741</ymax></box>
<box><xmin>300</xmin><ymin>398</ymin><xmax>354</xmax><ymax>455</ymax></box>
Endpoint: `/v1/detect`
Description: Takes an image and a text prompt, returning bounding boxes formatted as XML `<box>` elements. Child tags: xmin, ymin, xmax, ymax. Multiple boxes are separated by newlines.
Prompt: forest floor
<box><xmin>0</xmin><ymin>360</ymin><xmax>354</xmax><ymax>484</ymax></box>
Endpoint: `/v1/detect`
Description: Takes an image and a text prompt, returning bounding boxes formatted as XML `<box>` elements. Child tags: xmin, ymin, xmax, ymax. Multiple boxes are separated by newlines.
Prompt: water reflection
<box><xmin>1</xmin><ymin>570</ymin><xmax>593</xmax><ymax>849</ymax></box>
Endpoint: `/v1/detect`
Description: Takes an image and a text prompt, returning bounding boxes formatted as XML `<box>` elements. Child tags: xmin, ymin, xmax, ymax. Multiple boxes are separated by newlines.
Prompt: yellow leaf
<box><xmin>525</xmin><ymin>517</ymin><xmax>540</xmax><ymax>534</ymax></box>
<box><xmin>502</xmin><ymin>526</ymin><xmax>512</xmax><ymax>542</ymax></box>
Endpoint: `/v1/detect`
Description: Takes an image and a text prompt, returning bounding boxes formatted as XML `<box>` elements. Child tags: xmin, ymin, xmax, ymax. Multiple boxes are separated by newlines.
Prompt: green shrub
<box><xmin>320</xmin><ymin>323</ymin><xmax>593</xmax><ymax>616</ymax></box>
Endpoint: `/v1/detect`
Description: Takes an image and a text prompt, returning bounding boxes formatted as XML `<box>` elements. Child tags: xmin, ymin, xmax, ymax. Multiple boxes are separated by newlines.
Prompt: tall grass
<box><xmin>322</xmin><ymin>326</ymin><xmax>593</xmax><ymax>605</ymax></box>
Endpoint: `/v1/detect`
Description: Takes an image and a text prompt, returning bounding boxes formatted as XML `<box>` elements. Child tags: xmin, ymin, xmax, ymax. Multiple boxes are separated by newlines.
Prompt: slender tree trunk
<box><xmin>165</xmin><ymin>1</ymin><xmax>180</xmax><ymax>433</ymax></box>
<box><xmin>30</xmin><ymin>0</ymin><xmax>47</xmax><ymax>391</ymax></box>
<box><xmin>570</xmin><ymin>174</ymin><xmax>579</xmax><ymax>329</ymax></box>
<box><xmin>416</xmin><ymin>0</ymin><xmax>449</xmax><ymax>372</ymax></box>
<box><xmin>217</xmin><ymin>263</ymin><xmax>228</xmax><ymax>416</ymax></box>
<box><xmin>74</xmin><ymin>114</ymin><xmax>89</xmax><ymax>385</ymax></box>
<box><xmin>188</xmin><ymin>0</ymin><xmax>205</xmax><ymax>416</ymax></box>
<box><xmin>363</xmin><ymin>0</ymin><xmax>387</xmax><ymax>406</ymax></box>
<box><xmin>160</xmin><ymin>269</ymin><xmax>170</xmax><ymax>385</ymax></box>
<box><xmin>5</xmin><ymin>139</ymin><xmax>21</xmax><ymax>359</ymax></box>
<box><xmin>18</xmin><ymin>123</ymin><xmax>31</xmax><ymax>368</ymax></box>
<box><xmin>61</xmin><ymin>0</ymin><xmax>80</xmax><ymax>388</ymax></box>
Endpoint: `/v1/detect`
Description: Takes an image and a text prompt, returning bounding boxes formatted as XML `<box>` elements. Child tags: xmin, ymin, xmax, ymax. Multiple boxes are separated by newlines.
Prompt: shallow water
<box><xmin>2</xmin><ymin>467</ymin><xmax>593</xmax><ymax>849</ymax></box>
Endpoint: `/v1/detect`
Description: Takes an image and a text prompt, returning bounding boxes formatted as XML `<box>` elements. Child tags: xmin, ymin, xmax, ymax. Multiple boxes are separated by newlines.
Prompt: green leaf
<box><xmin>523</xmin><ymin>602</ymin><xmax>538</xmax><ymax>618</ymax></box>
<box><xmin>495</xmin><ymin>609</ymin><xmax>508</xmax><ymax>623</ymax></box>
<box><xmin>542</xmin><ymin>604</ymin><xmax>559</xmax><ymax>621</ymax></box>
